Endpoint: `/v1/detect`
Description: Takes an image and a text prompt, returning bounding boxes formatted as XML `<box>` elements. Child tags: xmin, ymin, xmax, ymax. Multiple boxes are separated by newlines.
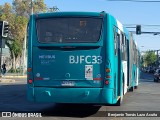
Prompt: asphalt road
<box><xmin>0</xmin><ymin>72</ymin><xmax>160</xmax><ymax>120</ymax></box>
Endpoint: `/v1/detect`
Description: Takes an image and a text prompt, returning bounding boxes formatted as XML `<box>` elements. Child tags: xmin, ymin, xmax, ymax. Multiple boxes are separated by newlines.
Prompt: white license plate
<box><xmin>61</xmin><ymin>81</ymin><xmax>75</xmax><ymax>86</ymax></box>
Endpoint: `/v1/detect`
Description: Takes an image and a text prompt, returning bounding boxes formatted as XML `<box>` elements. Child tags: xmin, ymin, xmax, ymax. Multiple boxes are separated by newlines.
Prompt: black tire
<box><xmin>134</xmin><ymin>86</ymin><xmax>138</xmax><ymax>89</ymax></box>
<box><xmin>129</xmin><ymin>86</ymin><xmax>134</xmax><ymax>92</ymax></box>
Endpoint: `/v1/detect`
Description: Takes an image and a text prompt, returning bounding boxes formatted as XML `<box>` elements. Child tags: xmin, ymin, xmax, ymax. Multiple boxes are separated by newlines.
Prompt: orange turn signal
<box><xmin>106</xmin><ymin>75</ymin><xmax>111</xmax><ymax>78</ymax></box>
<box><xmin>106</xmin><ymin>68</ymin><xmax>110</xmax><ymax>73</ymax></box>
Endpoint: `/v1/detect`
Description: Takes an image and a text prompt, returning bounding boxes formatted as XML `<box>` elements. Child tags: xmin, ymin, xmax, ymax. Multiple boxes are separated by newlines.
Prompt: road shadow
<box><xmin>0</xmin><ymin>84</ymin><xmax>102</xmax><ymax>117</ymax></box>
<box><xmin>40</xmin><ymin>103</ymin><xmax>101</xmax><ymax>117</ymax></box>
<box><xmin>140</xmin><ymin>79</ymin><xmax>154</xmax><ymax>83</ymax></box>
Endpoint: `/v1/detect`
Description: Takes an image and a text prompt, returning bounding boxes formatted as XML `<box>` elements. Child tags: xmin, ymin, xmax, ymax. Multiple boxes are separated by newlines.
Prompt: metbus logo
<box><xmin>69</xmin><ymin>55</ymin><xmax>102</xmax><ymax>64</ymax></box>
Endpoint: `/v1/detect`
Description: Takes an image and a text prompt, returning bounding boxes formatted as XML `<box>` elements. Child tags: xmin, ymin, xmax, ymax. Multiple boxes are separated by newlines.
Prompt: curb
<box><xmin>1</xmin><ymin>76</ymin><xmax>27</xmax><ymax>78</ymax></box>
<box><xmin>0</xmin><ymin>79</ymin><xmax>15</xmax><ymax>83</ymax></box>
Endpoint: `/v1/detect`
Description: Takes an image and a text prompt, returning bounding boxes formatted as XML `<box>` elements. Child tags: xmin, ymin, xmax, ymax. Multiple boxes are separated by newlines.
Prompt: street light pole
<box><xmin>22</xmin><ymin>32</ymin><xmax>26</xmax><ymax>75</ymax></box>
<box><xmin>21</xmin><ymin>0</ymin><xmax>33</xmax><ymax>75</ymax></box>
<box><xmin>31</xmin><ymin>0</ymin><xmax>33</xmax><ymax>15</ymax></box>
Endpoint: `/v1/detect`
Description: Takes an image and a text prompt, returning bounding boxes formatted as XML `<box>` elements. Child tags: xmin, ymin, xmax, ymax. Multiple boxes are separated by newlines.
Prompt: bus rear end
<box><xmin>27</xmin><ymin>12</ymin><xmax>112</xmax><ymax>104</ymax></box>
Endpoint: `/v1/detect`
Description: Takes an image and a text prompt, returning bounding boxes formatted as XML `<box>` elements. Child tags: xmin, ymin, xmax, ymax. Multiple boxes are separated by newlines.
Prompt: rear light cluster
<box><xmin>105</xmin><ymin>80</ymin><xmax>109</xmax><ymax>85</ymax></box>
<box><xmin>28</xmin><ymin>68</ymin><xmax>32</xmax><ymax>72</ymax></box>
<box><xmin>105</xmin><ymin>68</ymin><xmax>111</xmax><ymax>85</ymax></box>
<box><xmin>28</xmin><ymin>79</ymin><xmax>33</xmax><ymax>84</ymax></box>
<box><xmin>27</xmin><ymin>68</ymin><xmax>33</xmax><ymax>84</ymax></box>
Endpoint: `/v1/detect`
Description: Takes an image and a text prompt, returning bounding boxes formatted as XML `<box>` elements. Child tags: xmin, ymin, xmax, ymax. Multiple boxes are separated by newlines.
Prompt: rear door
<box><xmin>33</xmin><ymin>16</ymin><xmax>105</xmax><ymax>88</ymax></box>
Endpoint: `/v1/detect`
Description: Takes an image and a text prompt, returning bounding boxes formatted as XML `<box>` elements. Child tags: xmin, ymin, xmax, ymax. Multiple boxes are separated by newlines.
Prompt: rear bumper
<box><xmin>27</xmin><ymin>87</ymin><xmax>116</xmax><ymax>104</ymax></box>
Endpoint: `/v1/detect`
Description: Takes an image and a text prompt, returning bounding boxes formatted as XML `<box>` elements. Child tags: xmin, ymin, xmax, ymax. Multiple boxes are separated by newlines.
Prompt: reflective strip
<box><xmin>117</xmin><ymin>96</ymin><xmax>120</xmax><ymax>101</ymax></box>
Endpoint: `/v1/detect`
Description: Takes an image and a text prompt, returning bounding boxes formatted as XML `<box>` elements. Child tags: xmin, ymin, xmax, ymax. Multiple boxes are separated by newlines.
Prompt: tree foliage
<box><xmin>143</xmin><ymin>51</ymin><xmax>157</xmax><ymax>66</ymax></box>
<box><xmin>13</xmin><ymin>0</ymin><xmax>47</xmax><ymax>18</ymax></box>
<box><xmin>0</xmin><ymin>1</ymin><xmax>47</xmax><ymax>70</ymax></box>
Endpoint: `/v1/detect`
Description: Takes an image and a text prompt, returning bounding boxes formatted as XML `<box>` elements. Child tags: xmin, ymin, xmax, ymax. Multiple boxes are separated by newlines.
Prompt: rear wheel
<box><xmin>129</xmin><ymin>86</ymin><xmax>134</xmax><ymax>92</ymax></box>
<box><xmin>134</xmin><ymin>86</ymin><xmax>138</xmax><ymax>89</ymax></box>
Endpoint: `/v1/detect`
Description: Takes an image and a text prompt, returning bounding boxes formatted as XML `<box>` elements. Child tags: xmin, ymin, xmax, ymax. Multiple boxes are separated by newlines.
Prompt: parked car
<box><xmin>143</xmin><ymin>67</ymin><xmax>149</xmax><ymax>73</ymax></box>
<box><xmin>154</xmin><ymin>69</ymin><xmax>160</xmax><ymax>82</ymax></box>
<box><xmin>149</xmin><ymin>67</ymin><xmax>155</xmax><ymax>73</ymax></box>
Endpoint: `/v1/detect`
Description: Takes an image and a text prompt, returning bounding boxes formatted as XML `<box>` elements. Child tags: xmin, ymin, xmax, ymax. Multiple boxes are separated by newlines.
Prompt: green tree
<box><xmin>0</xmin><ymin>3</ymin><xmax>28</xmax><ymax>70</ymax></box>
<box><xmin>143</xmin><ymin>51</ymin><xmax>157</xmax><ymax>66</ymax></box>
<box><xmin>0</xmin><ymin>1</ymin><xmax>51</xmax><ymax>72</ymax></box>
<box><xmin>13</xmin><ymin>0</ymin><xmax>47</xmax><ymax>18</ymax></box>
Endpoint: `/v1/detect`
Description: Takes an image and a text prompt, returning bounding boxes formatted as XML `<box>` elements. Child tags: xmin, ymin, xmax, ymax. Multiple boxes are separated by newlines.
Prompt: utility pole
<box><xmin>22</xmin><ymin>32</ymin><xmax>26</xmax><ymax>75</ymax></box>
<box><xmin>21</xmin><ymin>0</ymin><xmax>33</xmax><ymax>75</ymax></box>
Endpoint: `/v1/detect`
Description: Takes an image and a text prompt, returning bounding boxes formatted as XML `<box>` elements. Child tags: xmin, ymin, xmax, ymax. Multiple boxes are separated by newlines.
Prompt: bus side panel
<box><xmin>103</xmin><ymin>15</ymin><xmax>117</xmax><ymax>104</ymax></box>
<box><xmin>106</xmin><ymin>15</ymin><xmax>124</xmax><ymax>103</ymax></box>
<box><xmin>132</xmin><ymin>64</ymin><xmax>136</xmax><ymax>87</ymax></box>
<box><xmin>27</xmin><ymin>15</ymin><xmax>36</xmax><ymax>102</ymax></box>
<box><xmin>128</xmin><ymin>36</ymin><xmax>134</xmax><ymax>90</ymax></box>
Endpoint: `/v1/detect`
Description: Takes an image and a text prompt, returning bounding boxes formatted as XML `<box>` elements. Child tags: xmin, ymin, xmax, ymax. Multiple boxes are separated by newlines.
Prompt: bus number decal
<box><xmin>69</xmin><ymin>55</ymin><xmax>102</xmax><ymax>64</ymax></box>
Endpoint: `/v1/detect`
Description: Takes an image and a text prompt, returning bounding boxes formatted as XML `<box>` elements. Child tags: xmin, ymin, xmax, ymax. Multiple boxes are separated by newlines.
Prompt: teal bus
<box><xmin>27</xmin><ymin>11</ymin><xmax>140</xmax><ymax>105</ymax></box>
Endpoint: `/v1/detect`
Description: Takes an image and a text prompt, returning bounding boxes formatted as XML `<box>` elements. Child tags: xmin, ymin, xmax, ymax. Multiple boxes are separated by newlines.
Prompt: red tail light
<box><xmin>105</xmin><ymin>80</ymin><xmax>109</xmax><ymax>85</ymax></box>
<box><xmin>27</xmin><ymin>68</ymin><xmax>32</xmax><ymax>72</ymax></box>
<box><xmin>28</xmin><ymin>79</ymin><xmax>33</xmax><ymax>84</ymax></box>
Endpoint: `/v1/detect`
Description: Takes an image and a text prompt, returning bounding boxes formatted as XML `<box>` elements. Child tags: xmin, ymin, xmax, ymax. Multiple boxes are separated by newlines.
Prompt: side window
<box><xmin>121</xmin><ymin>33</ymin><xmax>127</xmax><ymax>61</ymax></box>
<box><xmin>121</xmin><ymin>33</ymin><xmax>124</xmax><ymax>60</ymax></box>
<box><xmin>125</xmin><ymin>39</ymin><xmax>128</xmax><ymax>60</ymax></box>
<box><xmin>135</xmin><ymin>45</ymin><xmax>136</xmax><ymax>64</ymax></box>
<box><xmin>134</xmin><ymin>44</ymin><xmax>137</xmax><ymax>64</ymax></box>
<box><xmin>114</xmin><ymin>28</ymin><xmax>118</xmax><ymax>55</ymax></box>
<box><xmin>136</xmin><ymin>49</ymin><xmax>138</xmax><ymax>66</ymax></box>
<box><xmin>121</xmin><ymin>33</ymin><xmax>124</xmax><ymax>53</ymax></box>
<box><xmin>133</xmin><ymin>43</ymin><xmax>135</xmax><ymax>63</ymax></box>
<box><xmin>124</xmin><ymin>37</ymin><xmax>127</xmax><ymax>61</ymax></box>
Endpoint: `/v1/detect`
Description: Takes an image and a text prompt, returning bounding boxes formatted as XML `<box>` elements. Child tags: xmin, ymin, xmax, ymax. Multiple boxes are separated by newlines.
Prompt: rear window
<box><xmin>36</xmin><ymin>17</ymin><xmax>103</xmax><ymax>43</ymax></box>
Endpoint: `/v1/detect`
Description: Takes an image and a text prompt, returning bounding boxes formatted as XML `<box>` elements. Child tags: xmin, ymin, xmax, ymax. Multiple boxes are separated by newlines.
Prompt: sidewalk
<box><xmin>0</xmin><ymin>73</ymin><xmax>26</xmax><ymax>83</ymax></box>
<box><xmin>0</xmin><ymin>72</ymin><xmax>27</xmax><ymax>78</ymax></box>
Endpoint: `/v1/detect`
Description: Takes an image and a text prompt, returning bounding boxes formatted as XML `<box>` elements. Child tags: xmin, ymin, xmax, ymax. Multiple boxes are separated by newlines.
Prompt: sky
<box><xmin>1</xmin><ymin>0</ymin><xmax>160</xmax><ymax>52</ymax></box>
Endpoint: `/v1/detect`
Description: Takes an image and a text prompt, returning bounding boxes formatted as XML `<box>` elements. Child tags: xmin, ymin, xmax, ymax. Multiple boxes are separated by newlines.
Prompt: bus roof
<box><xmin>33</xmin><ymin>11</ymin><xmax>107</xmax><ymax>18</ymax></box>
